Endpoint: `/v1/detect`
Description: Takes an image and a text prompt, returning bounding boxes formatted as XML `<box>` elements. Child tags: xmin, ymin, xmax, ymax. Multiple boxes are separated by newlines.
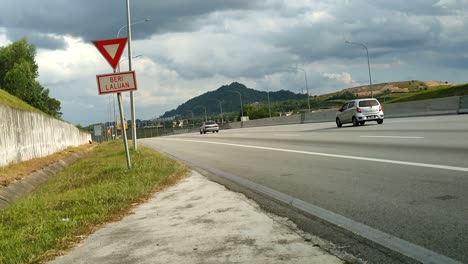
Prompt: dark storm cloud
<box><xmin>0</xmin><ymin>0</ymin><xmax>260</xmax><ymax>47</ymax></box>
<box><xmin>6</xmin><ymin>28</ymin><xmax>68</xmax><ymax>50</ymax></box>
<box><xmin>262</xmin><ymin>0</ymin><xmax>467</xmax><ymax>73</ymax></box>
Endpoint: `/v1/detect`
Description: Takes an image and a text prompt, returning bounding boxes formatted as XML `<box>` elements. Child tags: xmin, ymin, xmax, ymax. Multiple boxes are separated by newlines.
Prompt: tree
<box><xmin>0</xmin><ymin>38</ymin><xmax>62</xmax><ymax>118</ymax></box>
<box><xmin>243</xmin><ymin>104</ymin><xmax>270</xmax><ymax>120</ymax></box>
<box><xmin>0</xmin><ymin>38</ymin><xmax>38</xmax><ymax>87</ymax></box>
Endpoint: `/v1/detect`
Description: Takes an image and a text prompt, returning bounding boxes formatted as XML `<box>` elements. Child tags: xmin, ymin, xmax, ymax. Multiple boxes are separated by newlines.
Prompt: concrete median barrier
<box><xmin>384</xmin><ymin>96</ymin><xmax>460</xmax><ymax>118</ymax></box>
<box><xmin>458</xmin><ymin>95</ymin><xmax>468</xmax><ymax>114</ymax></box>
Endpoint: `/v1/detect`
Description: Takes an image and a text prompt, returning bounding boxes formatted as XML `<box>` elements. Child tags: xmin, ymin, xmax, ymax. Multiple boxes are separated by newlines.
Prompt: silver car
<box><xmin>336</xmin><ymin>98</ymin><xmax>384</xmax><ymax>127</ymax></box>
<box><xmin>200</xmin><ymin>121</ymin><xmax>219</xmax><ymax>134</ymax></box>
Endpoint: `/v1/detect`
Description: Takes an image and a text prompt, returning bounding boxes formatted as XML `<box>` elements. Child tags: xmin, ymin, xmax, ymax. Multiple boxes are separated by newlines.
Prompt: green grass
<box><xmin>385</xmin><ymin>83</ymin><xmax>468</xmax><ymax>104</ymax></box>
<box><xmin>0</xmin><ymin>89</ymin><xmax>45</xmax><ymax>115</ymax></box>
<box><xmin>0</xmin><ymin>141</ymin><xmax>187</xmax><ymax>263</ymax></box>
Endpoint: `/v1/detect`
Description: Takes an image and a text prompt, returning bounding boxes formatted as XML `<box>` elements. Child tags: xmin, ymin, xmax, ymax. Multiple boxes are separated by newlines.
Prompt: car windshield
<box><xmin>205</xmin><ymin>121</ymin><xmax>216</xmax><ymax>125</ymax></box>
<box><xmin>359</xmin><ymin>100</ymin><xmax>379</xmax><ymax>107</ymax></box>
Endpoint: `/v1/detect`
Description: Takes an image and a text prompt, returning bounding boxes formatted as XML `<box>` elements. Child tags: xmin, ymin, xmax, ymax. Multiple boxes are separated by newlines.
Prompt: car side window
<box><xmin>340</xmin><ymin>103</ymin><xmax>348</xmax><ymax>111</ymax></box>
<box><xmin>348</xmin><ymin>102</ymin><xmax>355</xmax><ymax>108</ymax></box>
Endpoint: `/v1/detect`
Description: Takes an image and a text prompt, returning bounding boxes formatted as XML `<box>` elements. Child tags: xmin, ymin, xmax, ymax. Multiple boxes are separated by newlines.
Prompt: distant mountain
<box><xmin>160</xmin><ymin>82</ymin><xmax>306</xmax><ymax>118</ymax></box>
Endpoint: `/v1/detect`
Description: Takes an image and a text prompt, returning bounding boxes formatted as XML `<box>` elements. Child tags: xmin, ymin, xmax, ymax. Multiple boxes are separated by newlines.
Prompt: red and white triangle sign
<box><xmin>93</xmin><ymin>37</ymin><xmax>128</xmax><ymax>70</ymax></box>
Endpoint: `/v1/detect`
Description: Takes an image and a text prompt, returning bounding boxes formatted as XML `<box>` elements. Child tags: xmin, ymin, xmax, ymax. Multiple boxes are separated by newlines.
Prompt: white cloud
<box><xmin>323</xmin><ymin>72</ymin><xmax>362</xmax><ymax>87</ymax></box>
<box><xmin>36</xmin><ymin>36</ymin><xmax>106</xmax><ymax>85</ymax></box>
<box><xmin>0</xmin><ymin>28</ymin><xmax>11</xmax><ymax>46</ymax></box>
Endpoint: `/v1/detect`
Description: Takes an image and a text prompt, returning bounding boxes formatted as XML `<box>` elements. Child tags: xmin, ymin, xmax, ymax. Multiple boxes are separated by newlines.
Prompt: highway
<box><xmin>141</xmin><ymin>115</ymin><xmax>468</xmax><ymax>264</ymax></box>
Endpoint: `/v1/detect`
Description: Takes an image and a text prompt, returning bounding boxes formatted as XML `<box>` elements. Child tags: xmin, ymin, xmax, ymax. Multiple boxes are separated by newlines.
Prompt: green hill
<box><xmin>160</xmin><ymin>82</ymin><xmax>306</xmax><ymax>118</ymax></box>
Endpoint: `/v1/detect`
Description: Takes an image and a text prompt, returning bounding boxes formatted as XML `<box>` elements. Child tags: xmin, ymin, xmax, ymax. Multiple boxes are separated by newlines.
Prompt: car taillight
<box><xmin>356</xmin><ymin>107</ymin><xmax>362</xmax><ymax>113</ymax></box>
<box><xmin>379</xmin><ymin>105</ymin><xmax>382</xmax><ymax>111</ymax></box>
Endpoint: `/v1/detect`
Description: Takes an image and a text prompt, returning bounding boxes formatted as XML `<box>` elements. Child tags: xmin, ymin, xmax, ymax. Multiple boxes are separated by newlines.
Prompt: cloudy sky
<box><xmin>0</xmin><ymin>0</ymin><xmax>467</xmax><ymax>125</ymax></box>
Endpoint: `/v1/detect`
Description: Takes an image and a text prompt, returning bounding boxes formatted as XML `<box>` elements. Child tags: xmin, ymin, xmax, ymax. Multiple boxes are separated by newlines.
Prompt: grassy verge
<box><xmin>0</xmin><ymin>141</ymin><xmax>187</xmax><ymax>263</ymax></box>
<box><xmin>0</xmin><ymin>89</ymin><xmax>45</xmax><ymax>116</ymax></box>
<box><xmin>385</xmin><ymin>83</ymin><xmax>468</xmax><ymax>104</ymax></box>
<box><xmin>0</xmin><ymin>144</ymin><xmax>94</xmax><ymax>187</ymax></box>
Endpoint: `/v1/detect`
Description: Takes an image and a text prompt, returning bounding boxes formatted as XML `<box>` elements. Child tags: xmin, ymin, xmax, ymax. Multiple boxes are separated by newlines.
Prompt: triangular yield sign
<box><xmin>93</xmin><ymin>37</ymin><xmax>128</xmax><ymax>70</ymax></box>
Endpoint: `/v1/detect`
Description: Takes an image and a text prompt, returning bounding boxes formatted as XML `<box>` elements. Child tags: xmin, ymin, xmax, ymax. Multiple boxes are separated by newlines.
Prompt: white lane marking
<box><xmin>360</xmin><ymin>135</ymin><xmax>424</xmax><ymax>139</ymax></box>
<box><xmin>273</xmin><ymin>134</ymin><xmax>301</xmax><ymax>137</ymax></box>
<box><xmin>162</xmin><ymin>138</ymin><xmax>468</xmax><ymax>172</ymax></box>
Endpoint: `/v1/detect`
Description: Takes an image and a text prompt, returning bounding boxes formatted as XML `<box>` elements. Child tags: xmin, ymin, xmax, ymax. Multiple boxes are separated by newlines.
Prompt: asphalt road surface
<box><xmin>141</xmin><ymin>115</ymin><xmax>468</xmax><ymax>263</ymax></box>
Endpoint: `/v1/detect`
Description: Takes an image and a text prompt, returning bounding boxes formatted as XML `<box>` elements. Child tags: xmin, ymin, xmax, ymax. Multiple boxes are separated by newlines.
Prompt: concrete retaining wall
<box><xmin>0</xmin><ymin>104</ymin><xmax>91</xmax><ymax>167</ymax></box>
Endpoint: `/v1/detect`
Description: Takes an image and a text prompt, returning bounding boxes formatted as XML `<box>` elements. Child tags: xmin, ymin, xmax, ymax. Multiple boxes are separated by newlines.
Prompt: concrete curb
<box><xmin>0</xmin><ymin>146</ymin><xmax>94</xmax><ymax>210</ymax></box>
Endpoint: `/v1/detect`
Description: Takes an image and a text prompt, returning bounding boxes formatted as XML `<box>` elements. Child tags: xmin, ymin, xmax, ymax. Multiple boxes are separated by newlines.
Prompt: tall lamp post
<box><xmin>117</xmin><ymin>14</ymin><xmax>151</xmax><ymax>151</ymax></box>
<box><xmin>117</xmin><ymin>55</ymin><xmax>142</xmax><ymax>73</ymax></box>
<box><xmin>255</xmin><ymin>80</ymin><xmax>271</xmax><ymax>118</ymax></box>
<box><xmin>208</xmin><ymin>98</ymin><xmax>224</xmax><ymax>123</ymax></box>
<box><xmin>112</xmin><ymin>55</ymin><xmax>142</xmax><ymax>138</ymax></box>
<box><xmin>287</xmin><ymin>66</ymin><xmax>311</xmax><ymax>112</ymax></box>
<box><xmin>187</xmin><ymin>110</ymin><xmax>194</xmax><ymax>128</ymax></box>
<box><xmin>193</xmin><ymin>105</ymin><xmax>207</xmax><ymax>122</ymax></box>
<box><xmin>345</xmin><ymin>41</ymin><xmax>373</xmax><ymax>98</ymax></box>
<box><xmin>228</xmin><ymin>90</ymin><xmax>244</xmax><ymax>120</ymax></box>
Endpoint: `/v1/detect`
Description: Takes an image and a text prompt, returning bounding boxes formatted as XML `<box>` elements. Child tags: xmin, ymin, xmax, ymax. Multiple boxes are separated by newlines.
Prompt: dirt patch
<box><xmin>0</xmin><ymin>143</ymin><xmax>94</xmax><ymax>187</ymax></box>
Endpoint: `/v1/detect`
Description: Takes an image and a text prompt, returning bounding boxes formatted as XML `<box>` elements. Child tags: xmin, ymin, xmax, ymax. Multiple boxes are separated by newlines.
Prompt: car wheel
<box><xmin>212</xmin><ymin>131</ymin><xmax>215</xmax><ymax>133</ymax></box>
<box><xmin>203</xmin><ymin>131</ymin><xmax>207</xmax><ymax>134</ymax></box>
<box><xmin>336</xmin><ymin>118</ymin><xmax>342</xmax><ymax>128</ymax></box>
<box><xmin>200</xmin><ymin>131</ymin><xmax>202</xmax><ymax>134</ymax></box>
<box><xmin>377</xmin><ymin>119</ymin><xmax>383</xmax><ymax>124</ymax></box>
<box><xmin>352</xmin><ymin>116</ymin><xmax>358</xmax><ymax>126</ymax></box>
<box><xmin>359</xmin><ymin>121</ymin><xmax>365</xmax><ymax>126</ymax></box>
<box><xmin>216</xmin><ymin>130</ymin><xmax>219</xmax><ymax>133</ymax></box>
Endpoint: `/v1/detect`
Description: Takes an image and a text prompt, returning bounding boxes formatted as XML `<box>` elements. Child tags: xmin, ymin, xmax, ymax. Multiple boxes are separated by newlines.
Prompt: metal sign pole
<box><xmin>117</xmin><ymin>92</ymin><xmax>131</xmax><ymax>169</ymax></box>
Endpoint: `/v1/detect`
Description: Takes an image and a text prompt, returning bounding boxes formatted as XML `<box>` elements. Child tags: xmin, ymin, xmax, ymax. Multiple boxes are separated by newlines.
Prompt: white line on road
<box><xmin>273</xmin><ymin>134</ymin><xmax>301</xmax><ymax>137</ymax></box>
<box><xmin>360</xmin><ymin>135</ymin><xmax>424</xmax><ymax>139</ymax></box>
<box><xmin>203</xmin><ymin>167</ymin><xmax>463</xmax><ymax>264</ymax></box>
<box><xmin>162</xmin><ymin>138</ymin><xmax>468</xmax><ymax>172</ymax></box>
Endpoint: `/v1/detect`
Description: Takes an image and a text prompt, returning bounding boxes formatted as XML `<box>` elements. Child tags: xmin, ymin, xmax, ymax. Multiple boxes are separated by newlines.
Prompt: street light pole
<box><xmin>288</xmin><ymin>67</ymin><xmax>311</xmax><ymax>112</ymax></box>
<box><xmin>192</xmin><ymin>105</ymin><xmax>207</xmax><ymax>122</ymax></box>
<box><xmin>117</xmin><ymin>19</ymin><xmax>151</xmax><ymax>39</ymax></box>
<box><xmin>255</xmin><ymin>81</ymin><xmax>271</xmax><ymax>118</ymax></box>
<box><xmin>116</xmin><ymin>18</ymin><xmax>150</xmax><ymax>149</ymax></box>
<box><xmin>345</xmin><ymin>41</ymin><xmax>373</xmax><ymax>97</ymax></box>
<box><xmin>208</xmin><ymin>98</ymin><xmax>223</xmax><ymax>123</ymax></box>
<box><xmin>124</xmin><ymin>0</ymin><xmax>138</xmax><ymax>150</ymax></box>
<box><xmin>188</xmin><ymin>110</ymin><xmax>194</xmax><ymax>128</ymax></box>
<box><xmin>228</xmin><ymin>90</ymin><xmax>243</xmax><ymax>120</ymax></box>
<box><xmin>118</xmin><ymin>55</ymin><xmax>142</xmax><ymax>73</ymax></box>
<box><xmin>116</xmin><ymin>19</ymin><xmax>150</xmax><ymax>72</ymax></box>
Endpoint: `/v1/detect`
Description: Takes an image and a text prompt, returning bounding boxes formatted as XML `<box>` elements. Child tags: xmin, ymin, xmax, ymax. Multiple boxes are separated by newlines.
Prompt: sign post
<box><xmin>93</xmin><ymin>37</ymin><xmax>134</xmax><ymax>169</ymax></box>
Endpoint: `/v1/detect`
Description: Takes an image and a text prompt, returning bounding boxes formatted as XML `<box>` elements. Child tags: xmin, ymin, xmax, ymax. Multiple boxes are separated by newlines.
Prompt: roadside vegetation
<box><xmin>0</xmin><ymin>88</ymin><xmax>45</xmax><ymax>115</ymax></box>
<box><xmin>0</xmin><ymin>141</ymin><xmax>187</xmax><ymax>263</ymax></box>
<box><xmin>384</xmin><ymin>83</ymin><xmax>468</xmax><ymax>104</ymax></box>
<box><xmin>0</xmin><ymin>38</ymin><xmax>62</xmax><ymax>118</ymax></box>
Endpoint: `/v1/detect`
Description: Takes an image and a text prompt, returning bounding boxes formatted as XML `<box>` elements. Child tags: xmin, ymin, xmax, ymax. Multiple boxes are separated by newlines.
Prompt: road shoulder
<box><xmin>50</xmin><ymin>171</ymin><xmax>346</xmax><ymax>264</ymax></box>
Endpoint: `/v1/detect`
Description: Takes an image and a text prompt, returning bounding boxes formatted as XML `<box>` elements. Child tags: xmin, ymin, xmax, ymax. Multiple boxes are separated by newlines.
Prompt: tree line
<box><xmin>0</xmin><ymin>38</ymin><xmax>62</xmax><ymax>118</ymax></box>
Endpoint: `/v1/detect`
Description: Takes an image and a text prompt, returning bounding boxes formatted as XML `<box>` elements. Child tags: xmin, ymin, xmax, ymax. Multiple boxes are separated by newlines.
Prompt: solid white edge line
<box><xmin>162</xmin><ymin>138</ymin><xmax>468</xmax><ymax>172</ymax></box>
<box><xmin>360</xmin><ymin>135</ymin><xmax>425</xmax><ymax>139</ymax></box>
<box><xmin>201</xmin><ymin>167</ymin><xmax>463</xmax><ymax>264</ymax></box>
<box><xmin>273</xmin><ymin>134</ymin><xmax>301</xmax><ymax>137</ymax></box>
